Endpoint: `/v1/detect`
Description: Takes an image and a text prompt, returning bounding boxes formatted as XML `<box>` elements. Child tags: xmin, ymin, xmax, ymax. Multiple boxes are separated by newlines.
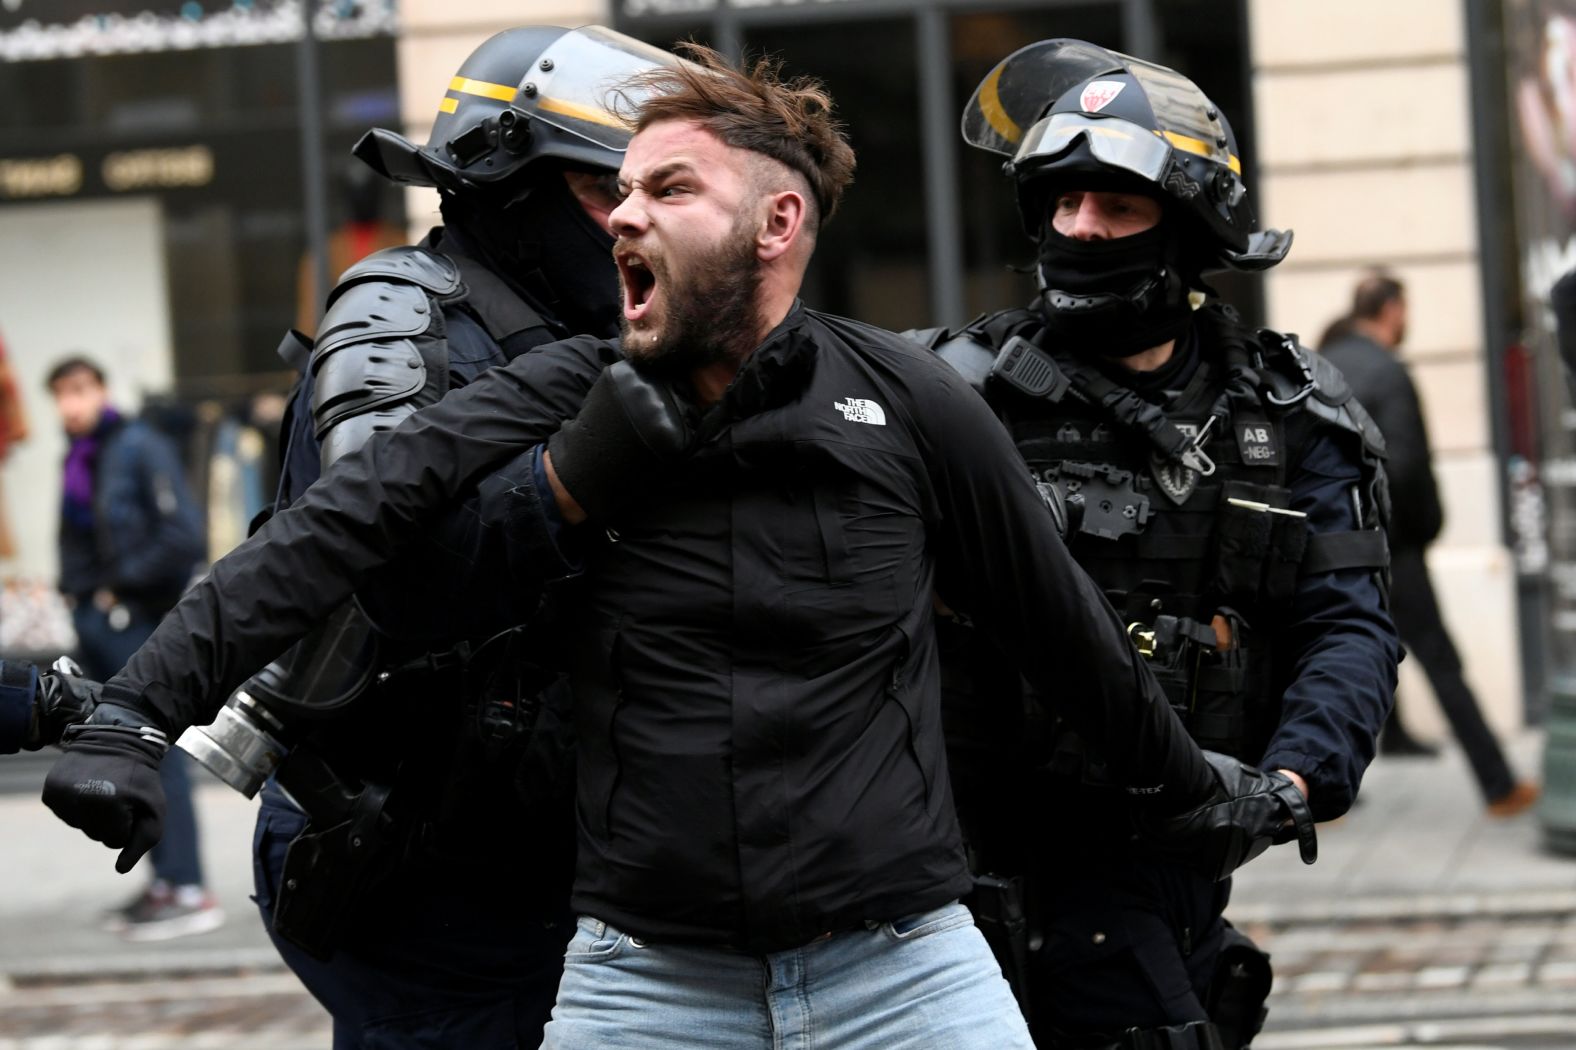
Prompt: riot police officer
<box><xmin>921</xmin><ymin>41</ymin><xmax>1402</xmax><ymax>1050</ymax></box>
<box><xmin>176</xmin><ymin>26</ymin><xmax>680</xmax><ymax>1049</ymax></box>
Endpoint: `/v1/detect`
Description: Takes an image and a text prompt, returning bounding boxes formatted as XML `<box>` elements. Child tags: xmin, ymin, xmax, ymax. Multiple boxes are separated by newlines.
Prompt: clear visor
<box><xmin>522</xmin><ymin>26</ymin><xmax>680</xmax><ymax>151</ymax></box>
<box><xmin>1013</xmin><ymin>112</ymin><xmax>1172</xmax><ymax>182</ymax></box>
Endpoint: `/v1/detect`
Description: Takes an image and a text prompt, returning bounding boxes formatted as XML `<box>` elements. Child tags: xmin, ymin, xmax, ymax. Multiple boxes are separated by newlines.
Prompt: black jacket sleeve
<box><xmin>104</xmin><ymin>336</ymin><xmax>615</xmax><ymax>731</ymax></box>
<box><xmin>1259</xmin><ymin>431</ymin><xmax>1400</xmax><ymax>821</ymax></box>
<box><xmin>909</xmin><ymin>358</ymin><xmax>1216</xmax><ymax>814</ymax></box>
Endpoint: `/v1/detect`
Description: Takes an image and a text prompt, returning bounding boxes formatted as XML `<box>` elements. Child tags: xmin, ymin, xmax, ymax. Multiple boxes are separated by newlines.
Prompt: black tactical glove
<box><xmin>547</xmin><ymin>359</ymin><xmax>692</xmax><ymax>523</ymax></box>
<box><xmin>42</xmin><ymin>702</ymin><xmax>169</xmax><ymax>874</ymax></box>
<box><xmin>1136</xmin><ymin>750</ymin><xmax>1317</xmax><ymax>882</ymax></box>
<box><xmin>27</xmin><ymin>657</ymin><xmax>104</xmax><ymax>751</ymax></box>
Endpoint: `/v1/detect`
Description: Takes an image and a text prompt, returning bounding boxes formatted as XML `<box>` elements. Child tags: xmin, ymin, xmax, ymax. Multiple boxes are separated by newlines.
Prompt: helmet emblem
<box><xmin>1079</xmin><ymin>80</ymin><xmax>1126</xmax><ymax>113</ymax></box>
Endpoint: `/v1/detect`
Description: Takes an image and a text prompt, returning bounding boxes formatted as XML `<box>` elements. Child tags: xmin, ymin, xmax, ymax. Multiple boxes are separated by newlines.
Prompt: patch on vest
<box><xmin>1150</xmin><ymin>420</ymin><xmax>1205</xmax><ymax>505</ymax></box>
<box><xmin>1235</xmin><ymin>421</ymin><xmax>1280</xmax><ymax>467</ymax></box>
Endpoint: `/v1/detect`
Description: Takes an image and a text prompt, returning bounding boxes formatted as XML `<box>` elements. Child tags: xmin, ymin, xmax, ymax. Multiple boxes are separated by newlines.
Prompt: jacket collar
<box><xmin>709</xmin><ymin>299</ymin><xmax>817</xmax><ymax>426</ymax></box>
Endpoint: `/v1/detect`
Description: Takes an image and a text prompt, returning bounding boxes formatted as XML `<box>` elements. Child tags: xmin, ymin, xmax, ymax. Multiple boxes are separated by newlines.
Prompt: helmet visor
<box><xmin>521</xmin><ymin>26</ymin><xmax>679</xmax><ymax>152</ymax></box>
<box><xmin>962</xmin><ymin>39</ymin><xmax>1124</xmax><ymax>156</ymax></box>
<box><xmin>1014</xmin><ymin>113</ymin><xmax>1173</xmax><ymax>183</ymax></box>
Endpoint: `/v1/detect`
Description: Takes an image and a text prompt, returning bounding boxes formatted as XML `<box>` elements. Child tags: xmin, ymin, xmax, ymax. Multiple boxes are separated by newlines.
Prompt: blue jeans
<box><xmin>72</xmin><ymin>603</ymin><xmax>204</xmax><ymax>887</ymax></box>
<box><xmin>542</xmin><ymin>902</ymin><xmax>1033</xmax><ymax>1049</ymax></box>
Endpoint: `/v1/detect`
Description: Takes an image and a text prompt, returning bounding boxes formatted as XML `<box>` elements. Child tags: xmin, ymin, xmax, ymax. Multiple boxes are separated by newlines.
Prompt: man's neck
<box><xmin>688</xmin><ymin>288</ymin><xmax>798</xmax><ymax>406</ymax></box>
<box><xmin>1120</xmin><ymin>337</ymin><xmax>1177</xmax><ymax>374</ymax></box>
<box><xmin>1352</xmin><ymin>317</ymin><xmax>1396</xmax><ymax>351</ymax></box>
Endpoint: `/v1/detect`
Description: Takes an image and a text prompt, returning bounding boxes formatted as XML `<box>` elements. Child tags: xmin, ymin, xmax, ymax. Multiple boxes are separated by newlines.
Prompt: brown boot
<box><xmin>1486</xmin><ymin>781</ymin><xmax>1540</xmax><ymax>818</ymax></box>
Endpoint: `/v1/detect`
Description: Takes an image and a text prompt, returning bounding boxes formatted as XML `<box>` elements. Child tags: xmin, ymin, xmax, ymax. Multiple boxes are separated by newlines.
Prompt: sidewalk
<box><xmin>1232</xmin><ymin>730</ymin><xmax>1573</xmax><ymax>921</ymax></box>
<box><xmin>0</xmin><ymin>761</ymin><xmax>279</xmax><ymax>981</ymax></box>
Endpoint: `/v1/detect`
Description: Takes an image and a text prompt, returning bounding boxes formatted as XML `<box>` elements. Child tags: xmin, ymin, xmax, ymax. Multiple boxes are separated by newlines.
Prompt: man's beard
<box><xmin>618</xmin><ymin>219</ymin><xmax>763</xmax><ymax>379</ymax></box>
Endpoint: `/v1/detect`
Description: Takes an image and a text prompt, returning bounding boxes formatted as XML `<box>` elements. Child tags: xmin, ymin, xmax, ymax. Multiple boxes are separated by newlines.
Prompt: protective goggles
<box><xmin>1012</xmin><ymin>112</ymin><xmax>1173</xmax><ymax>182</ymax></box>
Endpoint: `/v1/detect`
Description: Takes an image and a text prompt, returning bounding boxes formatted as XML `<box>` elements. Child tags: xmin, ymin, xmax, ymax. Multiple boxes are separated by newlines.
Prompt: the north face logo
<box><xmin>1079</xmin><ymin>80</ymin><xmax>1126</xmax><ymax>113</ymax></box>
<box><xmin>834</xmin><ymin>398</ymin><xmax>886</xmax><ymax>425</ymax></box>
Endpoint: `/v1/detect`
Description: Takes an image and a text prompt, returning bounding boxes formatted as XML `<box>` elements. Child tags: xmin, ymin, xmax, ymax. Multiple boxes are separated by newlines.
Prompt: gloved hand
<box><xmin>1135</xmin><ymin>750</ymin><xmax>1317</xmax><ymax>882</ymax></box>
<box><xmin>27</xmin><ymin>657</ymin><xmax>103</xmax><ymax>751</ymax></box>
<box><xmin>42</xmin><ymin>702</ymin><xmax>169</xmax><ymax>874</ymax></box>
<box><xmin>546</xmin><ymin>359</ymin><xmax>692</xmax><ymax>523</ymax></box>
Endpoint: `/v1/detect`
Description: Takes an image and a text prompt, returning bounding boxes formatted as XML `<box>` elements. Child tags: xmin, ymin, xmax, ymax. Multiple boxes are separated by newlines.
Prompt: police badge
<box><xmin>1149</xmin><ymin>418</ymin><xmax>1216</xmax><ymax>505</ymax></box>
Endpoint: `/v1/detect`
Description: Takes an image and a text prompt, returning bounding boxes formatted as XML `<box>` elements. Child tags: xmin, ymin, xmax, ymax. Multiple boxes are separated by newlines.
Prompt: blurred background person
<box><xmin>0</xmin><ymin>330</ymin><xmax>25</xmax><ymax>570</ymax></box>
<box><xmin>1322</xmin><ymin>274</ymin><xmax>1540</xmax><ymax>816</ymax></box>
<box><xmin>46</xmin><ymin>354</ymin><xmax>219</xmax><ymax>939</ymax></box>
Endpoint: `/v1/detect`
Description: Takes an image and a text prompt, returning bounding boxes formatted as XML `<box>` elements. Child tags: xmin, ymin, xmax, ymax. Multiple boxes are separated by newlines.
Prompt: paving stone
<box><xmin>1412</xmin><ymin>964</ymin><xmax>1472</xmax><ymax>988</ymax></box>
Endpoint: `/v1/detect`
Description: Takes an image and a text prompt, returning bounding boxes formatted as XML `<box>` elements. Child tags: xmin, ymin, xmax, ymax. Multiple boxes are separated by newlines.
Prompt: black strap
<box><xmin>1301</xmin><ymin>529</ymin><xmax>1389</xmax><ymax>575</ymax></box>
<box><xmin>445</xmin><ymin>250</ymin><xmax>550</xmax><ymax>343</ymax></box>
<box><xmin>276</xmin><ymin>328</ymin><xmax>313</xmax><ymax>373</ymax></box>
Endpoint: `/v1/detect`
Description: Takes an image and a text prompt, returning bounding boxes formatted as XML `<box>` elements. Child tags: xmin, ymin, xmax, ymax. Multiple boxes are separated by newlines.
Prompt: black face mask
<box><xmin>443</xmin><ymin>171</ymin><xmax>622</xmax><ymax>339</ymax></box>
<box><xmin>1034</xmin><ymin>223</ymin><xmax>1194</xmax><ymax>359</ymax></box>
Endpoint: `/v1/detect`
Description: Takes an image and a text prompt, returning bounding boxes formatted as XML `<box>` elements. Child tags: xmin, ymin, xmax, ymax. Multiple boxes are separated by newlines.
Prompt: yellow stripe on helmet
<box><xmin>538</xmin><ymin>94</ymin><xmax>626</xmax><ymax>131</ymax></box>
<box><xmin>1158</xmin><ymin>129</ymin><xmax>1241</xmax><ymax>174</ymax></box>
<box><xmin>978</xmin><ymin>63</ymin><xmax>1023</xmax><ymax>147</ymax></box>
<box><xmin>438</xmin><ymin>97</ymin><xmax>459</xmax><ymax>115</ymax></box>
<box><xmin>449</xmin><ymin>76</ymin><xmax>517</xmax><ymax>103</ymax></box>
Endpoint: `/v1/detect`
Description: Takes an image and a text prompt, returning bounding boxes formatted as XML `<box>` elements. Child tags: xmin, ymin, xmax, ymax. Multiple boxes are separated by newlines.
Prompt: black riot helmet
<box><xmin>354</xmin><ymin>25</ymin><xmax>678</xmax><ymax>193</ymax></box>
<box><xmin>962</xmin><ymin>39</ymin><xmax>1291</xmax><ymax>276</ymax></box>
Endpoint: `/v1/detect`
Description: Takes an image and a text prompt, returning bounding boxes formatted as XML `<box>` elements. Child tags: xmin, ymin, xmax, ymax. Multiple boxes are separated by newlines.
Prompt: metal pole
<box><xmin>714</xmin><ymin>9</ymin><xmax>744</xmax><ymax>64</ymax></box>
<box><xmin>1121</xmin><ymin>0</ymin><xmax>1160</xmax><ymax>61</ymax></box>
<box><xmin>297</xmin><ymin>0</ymin><xmax>331</xmax><ymax>322</ymax></box>
<box><xmin>916</xmin><ymin>7</ymin><xmax>966</xmax><ymax>330</ymax></box>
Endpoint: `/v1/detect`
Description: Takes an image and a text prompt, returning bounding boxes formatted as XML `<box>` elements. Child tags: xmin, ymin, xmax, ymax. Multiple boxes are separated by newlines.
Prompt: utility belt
<box><xmin>267</xmin><ymin>630</ymin><xmax>564</xmax><ymax>960</ymax></box>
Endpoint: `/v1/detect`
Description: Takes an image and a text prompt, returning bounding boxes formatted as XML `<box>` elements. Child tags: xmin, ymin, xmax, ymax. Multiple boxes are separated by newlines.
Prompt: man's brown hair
<box><xmin>1352</xmin><ymin>272</ymin><xmax>1405</xmax><ymax>320</ymax></box>
<box><xmin>621</xmin><ymin>43</ymin><xmax>856</xmax><ymax>233</ymax></box>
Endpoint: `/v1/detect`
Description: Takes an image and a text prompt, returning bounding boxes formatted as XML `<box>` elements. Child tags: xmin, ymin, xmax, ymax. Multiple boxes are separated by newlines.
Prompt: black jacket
<box><xmin>106</xmin><ymin>303</ymin><xmax>1214</xmax><ymax>951</ymax></box>
<box><xmin>58</xmin><ymin>417</ymin><xmax>205</xmax><ymax>618</ymax></box>
<box><xmin>1321</xmin><ymin>333</ymin><xmax>1442</xmax><ymax>550</ymax></box>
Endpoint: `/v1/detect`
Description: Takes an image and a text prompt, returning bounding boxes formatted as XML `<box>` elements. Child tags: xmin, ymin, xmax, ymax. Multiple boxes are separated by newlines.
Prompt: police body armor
<box><xmin>179</xmin><ymin>244</ymin><xmax>563</xmax><ymax>958</ymax></box>
<box><xmin>929</xmin><ymin>303</ymin><xmax>1389</xmax><ymax>774</ymax></box>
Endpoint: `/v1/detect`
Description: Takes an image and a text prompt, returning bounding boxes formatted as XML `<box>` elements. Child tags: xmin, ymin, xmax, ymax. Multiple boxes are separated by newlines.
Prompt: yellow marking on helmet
<box><xmin>1158</xmin><ymin>130</ymin><xmax>1242</xmax><ymax>174</ymax></box>
<box><xmin>449</xmin><ymin>76</ymin><xmax>517</xmax><ymax>103</ymax></box>
<box><xmin>538</xmin><ymin>94</ymin><xmax>625</xmax><ymax>131</ymax></box>
<box><xmin>438</xmin><ymin>96</ymin><xmax>459</xmax><ymax>115</ymax></box>
<box><xmin>978</xmin><ymin>63</ymin><xmax>1023</xmax><ymax>146</ymax></box>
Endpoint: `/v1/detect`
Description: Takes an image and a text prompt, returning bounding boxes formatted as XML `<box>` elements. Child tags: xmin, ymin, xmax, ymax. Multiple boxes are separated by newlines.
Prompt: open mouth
<box><xmin>618</xmin><ymin>252</ymin><xmax>659</xmax><ymax>323</ymax></box>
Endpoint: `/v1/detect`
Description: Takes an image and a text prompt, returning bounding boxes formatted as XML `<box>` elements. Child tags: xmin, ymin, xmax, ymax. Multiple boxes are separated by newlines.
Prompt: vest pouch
<box><xmin>1189</xmin><ymin>648</ymin><xmax>1252</xmax><ymax>758</ymax></box>
<box><xmin>1208</xmin><ymin>481</ymin><xmax>1294</xmax><ymax>606</ymax></box>
<box><xmin>1263</xmin><ymin>509</ymin><xmax>1309</xmax><ymax>601</ymax></box>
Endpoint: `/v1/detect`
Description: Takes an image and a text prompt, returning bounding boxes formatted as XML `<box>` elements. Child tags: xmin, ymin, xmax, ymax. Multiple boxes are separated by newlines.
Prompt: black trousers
<box><xmin>254</xmin><ymin>790</ymin><xmax>570</xmax><ymax>1049</ymax></box>
<box><xmin>1388</xmin><ymin>545</ymin><xmax>1516</xmax><ymax>801</ymax></box>
<box><xmin>1025</xmin><ymin>850</ymin><xmax>1228</xmax><ymax>1044</ymax></box>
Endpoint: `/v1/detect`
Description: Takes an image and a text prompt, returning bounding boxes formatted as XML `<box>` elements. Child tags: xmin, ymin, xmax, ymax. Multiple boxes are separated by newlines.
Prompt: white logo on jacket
<box><xmin>834</xmin><ymin>398</ymin><xmax>887</xmax><ymax>425</ymax></box>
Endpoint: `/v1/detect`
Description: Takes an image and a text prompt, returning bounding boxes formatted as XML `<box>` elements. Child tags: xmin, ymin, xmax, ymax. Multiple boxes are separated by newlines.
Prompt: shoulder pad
<box><xmin>1253</xmin><ymin>329</ymin><xmax>1316</xmax><ymax>407</ymax></box>
<box><xmin>328</xmin><ymin>245</ymin><xmax>462</xmax><ymax>310</ymax></box>
<box><xmin>1258</xmin><ymin>331</ymin><xmax>1386</xmax><ymax>459</ymax></box>
<box><xmin>311</xmin><ymin>253</ymin><xmax>453</xmax><ymax>467</ymax></box>
<box><xmin>933</xmin><ymin>333</ymin><xmax>997</xmax><ymax>393</ymax></box>
<box><xmin>1304</xmin><ymin>343</ymin><xmax>1354</xmax><ymax>407</ymax></box>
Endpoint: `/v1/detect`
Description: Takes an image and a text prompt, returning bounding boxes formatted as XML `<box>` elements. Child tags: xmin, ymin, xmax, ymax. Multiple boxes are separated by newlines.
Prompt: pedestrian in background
<box><xmin>0</xmin><ymin>330</ymin><xmax>27</xmax><ymax>565</ymax></box>
<box><xmin>46</xmin><ymin>355</ymin><xmax>221</xmax><ymax>938</ymax></box>
<box><xmin>1322</xmin><ymin>274</ymin><xmax>1540</xmax><ymax>816</ymax></box>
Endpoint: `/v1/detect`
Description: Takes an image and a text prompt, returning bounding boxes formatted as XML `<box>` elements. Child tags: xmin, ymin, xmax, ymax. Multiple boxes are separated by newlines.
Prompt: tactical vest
<box><xmin>929</xmin><ymin>304</ymin><xmax>1389</xmax><ymax>768</ymax></box>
